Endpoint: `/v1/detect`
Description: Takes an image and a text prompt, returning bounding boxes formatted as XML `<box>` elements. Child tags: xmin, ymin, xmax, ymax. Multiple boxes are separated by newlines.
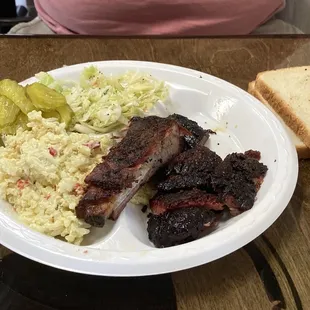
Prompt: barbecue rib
<box><xmin>158</xmin><ymin>145</ymin><xmax>222</xmax><ymax>192</ymax></box>
<box><xmin>76</xmin><ymin>116</ymin><xmax>184</xmax><ymax>227</ymax></box>
<box><xmin>147</xmin><ymin>207</ymin><xmax>218</xmax><ymax>248</ymax></box>
<box><xmin>211</xmin><ymin>151</ymin><xmax>268</xmax><ymax>215</ymax></box>
<box><xmin>150</xmin><ymin>188</ymin><xmax>225</xmax><ymax>215</ymax></box>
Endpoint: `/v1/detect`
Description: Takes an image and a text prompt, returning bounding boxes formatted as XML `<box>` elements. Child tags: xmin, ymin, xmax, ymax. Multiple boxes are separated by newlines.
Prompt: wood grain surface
<box><xmin>0</xmin><ymin>37</ymin><xmax>310</xmax><ymax>310</ymax></box>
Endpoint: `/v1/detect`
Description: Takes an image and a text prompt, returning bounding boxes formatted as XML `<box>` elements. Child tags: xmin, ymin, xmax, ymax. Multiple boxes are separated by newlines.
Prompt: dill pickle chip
<box><xmin>26</xmin><ymin>82</ymin><xmax>67</xmax><ymax>111</ymax></box>
<box><xmin>42</xmin><ymin>110</ymin><xmax>61</xmax><ymax>121</ymax></box>
<box><xmin>56</xmin><ymin>105</ymin><xmax>73</xmax><ymax>128</ymax></box>
<box><xmin>0</xmin><ymin>112</ymin><xmax>29</xmax><ymax>135</ymax></box>
<box><xmin>0</xmin><ymin>79</ymin><xmax>35</xmax><ymax>114</ymax></box>
<box><xmin>0</xmin><ymin>124</ymin><xmax>18</xmax><ymax>135</ymax></box>
<box><xmin>0</xmin><ymin>95</ymin><xmax>20</xmax><ymax>127</ymax></box>
<box><xmin>16</xmin><ymin>112</ymin><xmax>29</xmax><ymax>130</ymax></box>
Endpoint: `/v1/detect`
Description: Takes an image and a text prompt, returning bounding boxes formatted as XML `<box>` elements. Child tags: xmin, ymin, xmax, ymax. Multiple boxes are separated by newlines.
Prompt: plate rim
<box><xmin>0</xmin><ymin>60</ymin><xmax>298</xmax><ymax>276</ymax></box>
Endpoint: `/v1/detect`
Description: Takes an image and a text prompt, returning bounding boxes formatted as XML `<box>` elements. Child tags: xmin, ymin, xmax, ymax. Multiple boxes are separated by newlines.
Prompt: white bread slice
<box><xmin>248</xmin><ymin>81</ymin><xmax>310</xmax><ymax>159</ymax></box>
<box><xmin>255</xmin><ymin>66</ymin><xmax>310</xmax><ymax>149</ymax></box>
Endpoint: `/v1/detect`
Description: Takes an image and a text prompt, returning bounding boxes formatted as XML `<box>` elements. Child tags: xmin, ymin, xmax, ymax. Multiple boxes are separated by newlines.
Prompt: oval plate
<box><xmin>0</xmin><ymin>61</ymin><xmax>298</xmax><ymax>276</ymax></box>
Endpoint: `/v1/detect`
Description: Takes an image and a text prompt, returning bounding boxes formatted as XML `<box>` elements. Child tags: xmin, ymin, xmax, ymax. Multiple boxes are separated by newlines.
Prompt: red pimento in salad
<box><xmin>16</xmin><ymin>179</ymin><xmax>29</xmax><ymax>190</ymax></box>
<box><xmin>73</xmin><ymin>183</ymin><xmax>84</xmax><ymax>196</ymax></box>
<box><xmin>83</xmin><ymin>141</ymin><xmax>100</xmax><ymax>150</ymax></box>
<box><xmin>48</xmin><ymin>147</ymin><xmax>57</xmax><ymax>157</ymax></box>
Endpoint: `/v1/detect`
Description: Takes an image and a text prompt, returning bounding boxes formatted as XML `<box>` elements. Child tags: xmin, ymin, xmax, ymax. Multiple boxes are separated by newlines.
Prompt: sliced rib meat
<box><xmin>211</xmin><ymin>151</ymin><xmax>268</xmax><ymax>215</ymax></box>
<box><xmin>158</xmin><ymin>145</ymin><xmax>222</xmax><ymax>192</ymax></box>
<box><xmin>147</xmin><ymin>207</ymin><xmax>218</xmax><ymax>248</ymax></box>
<box><xmin>76</xmin><ymin>116</ymin><xmax>183</xmax><ymax>227</ymax></box>
<box><xmin>150</xmin><ymin>188</ymin><xmax>225</xmax><ymax>215</ymax></box>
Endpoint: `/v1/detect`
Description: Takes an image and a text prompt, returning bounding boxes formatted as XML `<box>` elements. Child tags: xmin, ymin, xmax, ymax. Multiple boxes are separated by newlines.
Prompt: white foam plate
<box><xmin>0</xmin><ymin>61</ymin><xmax>298</xmax><ymax>276</ymax></box>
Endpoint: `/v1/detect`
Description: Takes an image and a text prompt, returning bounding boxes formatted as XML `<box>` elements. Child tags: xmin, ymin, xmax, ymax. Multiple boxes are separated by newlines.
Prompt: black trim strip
<box><xmin>244</xmin><ymin>241</ymin><xmax>286</xmax><ymax>308</ymax></box>
<box><xmin>262</xmin><ymin>235</ymin><xmax>303</xmax><ymax>310</ymax></box>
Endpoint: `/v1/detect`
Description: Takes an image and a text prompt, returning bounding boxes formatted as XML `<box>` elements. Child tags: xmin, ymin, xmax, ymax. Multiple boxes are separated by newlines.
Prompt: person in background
<box><xmin>8</xmin><ymin>0</ymin><xmax>303</xmax><ymax>35</ymax></box>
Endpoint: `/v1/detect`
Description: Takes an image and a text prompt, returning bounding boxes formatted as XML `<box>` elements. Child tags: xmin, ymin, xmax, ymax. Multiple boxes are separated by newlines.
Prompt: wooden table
<box><xmin>0</xmin><ymin>36</ymin><xmax>310</xmax><ymax>310</ymax></box>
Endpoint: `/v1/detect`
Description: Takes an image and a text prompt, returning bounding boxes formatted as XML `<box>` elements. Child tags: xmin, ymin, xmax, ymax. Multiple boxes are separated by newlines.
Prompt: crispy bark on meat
<box><xmin>85</xmin><ymin>116</ymin><xmax>175</xmax><ymax>188</ymax></box>
<box><xmin>211</xmin><ymin>151</ymin><xmax>268</xmax><ymax>215</ymax></box>
<box><xmin>147</xmin><ymin>207</ymin><xmax>218</xmax><ymax>248</ymax></box>
<box><xmin>168</xmin><ymin>114</ymin><xmax>209</xmax><ymax>148</ymax></box>
<box><xmin>158</xmin><ymin>145</ymin><xmax>222</xmax><ymax>192</ymax></box>
<box><xmin>76</xmin><ymin>116</ymin><xmax>183</xmax><ymax>227</ymax></box>
<box><xmin>148</xmin><ymin>147</ymin><xmax>267</xmax><ymax>247</ymax></box>
<box><xmin>150</xmin><ymin>188</ymin><xmax>225</xmax><ymax>215</ymax></box>
<box><xmin>244</xmin><ymin>150</ymin><xmax>261</xmax><ymax>161</ymax></box>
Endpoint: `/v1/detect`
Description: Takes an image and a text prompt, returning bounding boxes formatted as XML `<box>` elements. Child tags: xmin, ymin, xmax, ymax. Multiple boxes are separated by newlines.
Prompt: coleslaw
<box><xmin>36</xmin><ymin>66</ymin><xmax>169</xmax><ymax>134</ymax></box>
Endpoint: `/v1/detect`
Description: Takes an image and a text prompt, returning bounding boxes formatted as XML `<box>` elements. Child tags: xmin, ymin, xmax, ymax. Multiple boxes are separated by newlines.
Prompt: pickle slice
<box><xmin>0</xmin><ymin>79</ymin><xmax>35</xmax><ymax>114</ymax></box>
<box><xmin>0</xmin><ymin>124</ymin><xmax>19</xmax><ymax>135</ymax></box>
<box><xmin>42</xmin><ymin>110</ymin><xmax>61</xmax><ymax>121</ymax></box>
<box><xmin>56</xmin><ymin>105</ymin><xmax>73</xmax><ymax>128</ymax></box>
<box><xmin>26</xmin><ymin>82</ymin><xmax>67</xmax><ymax>111</ymax></box>
<box><xmin>16</xmin><ymin>112</ymin><xmax>29</xmax><ymax>130</ymax></box>
<box><xmin>0</xmin><ymin>112</ymin><xmax>29</xmax><ymax>135</ymax></box>
<box><xmin>0</xmin><ymin>95</ymin><xmax>20</xmax><ymax>127</ymax></box>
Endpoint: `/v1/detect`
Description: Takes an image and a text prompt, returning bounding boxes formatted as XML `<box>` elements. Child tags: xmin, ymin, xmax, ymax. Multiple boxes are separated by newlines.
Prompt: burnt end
<box><xmin>148</xmin><ymin>146</ymin><xmax>268</xmax><ymax>247</ymax></box>
<box><xmin>166</xmin><ymin>146</ymin><xmax>222</xmax><ymax>176</ymax></box>
<box><xmin>244</xmin><ymin>149</ymin><xmax>261</xmax><ymax>161</ymax></box>
<box><xmin>150</xmin><ymin>188</ymin><xmax>225</xmax><ymax>215</ymax></box>
<box><xmin>222</xmin><ymin>152</ymin><xmax>268</xmax><ymax>181</ymax></box>
<box><xmin>212</xmin><ymin>151</ymin><xmax>268</xmax><ymax>214</ymax></box>
<box><xmin>213</xmin><ymin>173</ymin><xmax>257</xmax><ymax>213</ymax></box>
<box><xmin>158</xmin><ymin>146</ymin><xmax>222</xmax><ymax>192</ymax></box>
<box><xmin>147</xmin><ymin>207</ymin><xmax>217</xmax><ymax>248</ymax></box>
<box><xmin>158</xmin><ymin>175</ymin><xmax>213</xmax><ymax>192</ymax></box>
<box><xmin>168</xmin><ymin>114</ymin><xmax>209</xmax><ymax>147</ymax></box>
<box><xmin>168</xmin><ymin>114</ymin><xmax>207</xmax><ymax>140</ymax></box>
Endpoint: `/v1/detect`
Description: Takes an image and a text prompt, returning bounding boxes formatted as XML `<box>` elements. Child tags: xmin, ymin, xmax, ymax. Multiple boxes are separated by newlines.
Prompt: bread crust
<box><xmin>255</xmin><ymin>70</ymin><xmax>310</xmax><ymax>149</ymax></box>
<box><xmin>248</xmin><ymin>80</ymin><xmax>310</xmax><ymax>159</ymax></box>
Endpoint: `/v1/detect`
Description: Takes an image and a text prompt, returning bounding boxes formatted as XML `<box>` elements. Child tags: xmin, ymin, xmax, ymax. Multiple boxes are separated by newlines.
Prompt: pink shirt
<box><xmin>34</xmin><ymin>0</ymin><xmax>285</xmax><ymax>35</ymax></box>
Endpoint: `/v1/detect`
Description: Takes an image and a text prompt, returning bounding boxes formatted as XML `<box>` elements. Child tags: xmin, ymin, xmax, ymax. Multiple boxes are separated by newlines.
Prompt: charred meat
<box><xmin>244</xmin><ymin>150</ymin><xmax>261</xmax><ymax>161</ymax></box>
<box><xmin>76</xmin><ymin>116</ymin><xmax>183</xmax><ymax>227</ymax></box>
<box><xmin>211</xmin><ymin>152</ymin><xmax>268</xmax><ymax>215</ymax></box>
<box><xmin>147</xmin><ymin>207</ymin><xmax>218</xmax><ymax>248</ymax></box>
<box><xmin>150</xmin><ymin>188</ymin><xmax>225</xmax><ymax>215</ymax></box>
<box><xmin>148</xmin><ymin>148</ymin><xmax>267</xmax><ymax>248</ymax></box>
<box><xmin>158</xmin><ymin>146</ymin><xmax>222</xmax><ymax>192</ymax></box>
<box><xmin>168</xmin><ymin>114</ymin><xmax>209</xmax><ymax>148</ymax></box>
<box><xmin>75</xmin><ymin>110</ymin><xmax>268</xmax><ymax>249</ymax></box>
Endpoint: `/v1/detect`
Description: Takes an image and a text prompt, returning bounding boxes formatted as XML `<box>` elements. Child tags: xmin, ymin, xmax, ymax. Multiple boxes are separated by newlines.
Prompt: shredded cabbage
<box><xmin>35</xmin><ymin>72</ymin><xmax>64</xmax><ymax>93</ymax></box>
<box><xmin>35</xmin><ymin>66</ymin><xmax>169</xmax><ymax>134</ymax></box>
